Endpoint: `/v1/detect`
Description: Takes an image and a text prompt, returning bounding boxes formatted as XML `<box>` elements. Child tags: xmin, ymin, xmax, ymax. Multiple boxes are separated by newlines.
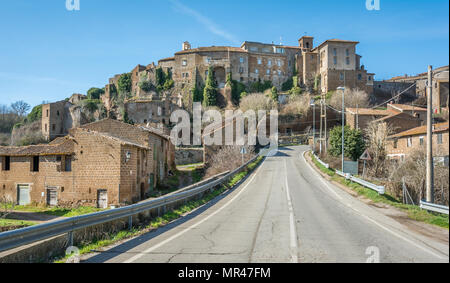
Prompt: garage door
<box><xmin>17</xmin><ymin>185</ymin><xmax>31</xmax><ymax>206</ymax></box>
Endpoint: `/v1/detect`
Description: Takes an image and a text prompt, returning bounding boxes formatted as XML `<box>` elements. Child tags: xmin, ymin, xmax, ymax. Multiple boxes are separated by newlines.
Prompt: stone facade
<box><xmin>346</xmin><ymin>103</ymin><xmax>427</xmax><ymax>134</ymax></box>
<box><xmin>0</xmin><ymin>119</ymin><xmax>175</xmax><ymax>208</ymax></box>
<box><xmin>386</xmin><ymin>122</ymin><xmax>449</xmax><ymax>162</ymax></box>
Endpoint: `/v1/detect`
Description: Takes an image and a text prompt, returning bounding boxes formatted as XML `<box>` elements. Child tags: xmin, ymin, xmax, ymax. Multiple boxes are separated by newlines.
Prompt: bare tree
<box><xmin>239</xmin><ymin>93</ymin><xmax>277</xmax><ymax>113</ymax></box>
<box><xmin>280</xmin><ymin>93</ymin><xmax>311</xmax><ymax>117</ymax></box>
<box><xmin>10</xmin><ymin>101</ymin><xmax>30</xmax><ymax>117</ymax></box>
<box><xmin>205</xmin><ymin>145</ymin><xmax>255</xmax><ymax>178</ymax></box>
<box><xmin>329</xmin><ymin>88</ymin><xmax>370</xmax><ymax>111</ymax></box>
<box><xmin>364</xmin><ymin>121</ymin><xmax>395</xmax><ymax>177</ymax></box>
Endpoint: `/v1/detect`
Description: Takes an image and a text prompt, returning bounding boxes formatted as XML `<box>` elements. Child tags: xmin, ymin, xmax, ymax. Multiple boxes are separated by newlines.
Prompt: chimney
<box><xmin>182</xmin><ymin>41</ymin><xmax>191</xmax><ymax>51</ymax></box>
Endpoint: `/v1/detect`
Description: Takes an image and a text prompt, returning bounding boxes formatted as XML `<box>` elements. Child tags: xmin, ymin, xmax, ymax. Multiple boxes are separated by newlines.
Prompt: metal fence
<box><xmin>420</xmin><ymin>201</ymin><xmax>449</xmax><ymax>215</ymax></box>
<box><xmin>0</xmin><ymin>155</ymin><xmax>261</xmax><ymax>253</ymax></box>
<box><xmin>312</xmin><ymin>152</ymin><xmax>330</xmax><ymax>169</ymax></box>
<box><xmin>335</xmin><ymin>170</ymin><xmax>385</xmax><ymax>195</ymax></box>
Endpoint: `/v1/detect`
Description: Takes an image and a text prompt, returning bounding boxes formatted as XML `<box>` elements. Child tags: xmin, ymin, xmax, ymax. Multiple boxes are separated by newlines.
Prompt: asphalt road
<box><xmin>85</xmin><ymin>146</ymin><xmax>449</xmax><ymax>263</ymax></box>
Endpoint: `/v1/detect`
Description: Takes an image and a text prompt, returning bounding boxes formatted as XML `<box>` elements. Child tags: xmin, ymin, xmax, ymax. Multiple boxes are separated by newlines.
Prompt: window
<box><xmin>250</xmin><ymin>46</ymin><xmax>258</xmax><ymax>52</ymax></box>
<box><xmin>240</xmin><ymin>57</ymin><xmax>244</xmax><ymax>63</ymax></box>
<box><xmin>346</xmin><ymin>49</ymin><xmax>349</xmax><ymax>56</ymax></box>
<box><xmin>437</xmin><ymin>133</ymin><xmax>443</xmax><ymax>144</ymax></box>
<box><xmin>255</xmin><ymin>69</ymin><xmax>259</xmax><ymax>74</ymax></box>
<box><xmin>275</xmin><ymin>48</ymin><xmax>285</xmax><ymax>54</ymax></box>
<box><xmin>358</xmin><ymin>74</ymin><xmax>362</xmax><ymax>81</ymax></box>
<box><xmin>182</xmin><ymin>60</ymin><xmax>187</xmax><ymax>66</ymax></box>
<box><xmin>368</xmin><ymin>76</ymin><xmax>372</xmax><ymax>81</ymax></box>
<box><xmin>333</xmin><ymin>56</ymin><xmax>337</xmax><ymax>65</ymax></box>
<box><xmin>393</xmin><ymin>139</ymin><xmax>398</xmax><ymax>149</ymax></box>
<box><xmin>266</xmin><ymin>69</ymin><xmax>270</xmax><ymax>75</ymax></box>
<box><xmin>2</xmin><ymin>156</ymin><xmax>10</xmax><ymax>171</ymax></box>
<box><xmin>239</xmin><ymin>67</ymin><xmax>244</xmax><ymax>73</ymax></box>
<box><xmin>57</xmin><ymin>111</ymin><xmax>60</xmax><ymax>116</ymax></box>
<box><xmin>257</xmin><ymin>58</ymin><xmax>262</xmax><ymax>65</ymax></box>
<box><xmin>277</xmin><ymin>60</ymin><xmax>282</xmax><ymax>67</ymax></box>
<box><xmin>268</xmin><ymin>60</ymin><xmax>272</xmax><ymax>67</ymax></box>
<box><xmin>46</xmin><ymin>109</ymin><xmax>49</xmax><ymax>117</ymax></box>
<box><xmin>65</xmin><ymin>156</ymin><xmax>72</xmax><ymax>172</ymax></box>
<box><xmin>52</xmin><ymin>124</ymin><xmax>56</xmax><ymax>131</ymax></box>
<box><xmin>333</xmin><ymin>48</ymin><xmax>337</xmax><ymax>56</ymax></box>
<box><xmin>407</xmin><ymin>137</ymin><xmax>413</xmax><ymax>147</ymax></box>
<box><xmin>346</xmin><ymin>57</ymin><xmax>350</xmax><ymax>65</ymax></box>
<box><xmin>419</xmin><ymin>136</ymin><xmax>424</xmax><ymax>146</ymax></box>
<box><xmin>32</xmin><ymin>156</ymin><xmax>39</xmax><ymax>172</ymax></box>
<box><xmin>278</xmin><ymin>70</ymin><xmax>282</xmax><ymax>76</ymax></box>
<box><xmin>340</xmin><ymin>73</ymin><xmax>344</xmax><ymax>81</ymax></box>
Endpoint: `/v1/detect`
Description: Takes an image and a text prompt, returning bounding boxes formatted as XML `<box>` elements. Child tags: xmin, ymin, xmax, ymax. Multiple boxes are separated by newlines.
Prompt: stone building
<box><xmin>346</xmin><ymin>103</ymin><xmax>426</xmax><ymax>134</ymax></box>
<box><xmin>0</xmin><ymin>119</ymin><xmax>175</xmax><ymax>208</ymax></box>
<box><xmin>101</xmin><ymin>35</ymin><xmax>375</xmax><ymax>112</ymax></box>
<box><xmin>41</xmin><ymin>93</ymin><xmax>89</xmax><ymax>141</ymax></box>
<box><xmin>386</xmin><ymin>122</ymin><xmax>449</xmax><ymax>163</ymax></box>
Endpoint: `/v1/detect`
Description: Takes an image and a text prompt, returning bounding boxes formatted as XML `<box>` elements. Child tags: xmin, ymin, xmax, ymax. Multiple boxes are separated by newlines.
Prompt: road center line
<box><xmin>284</xmin><ymin>159</ymin><xmax>299</xmax><ymax>263</ymax></box>
<box><xmin>123</xmin><ymin>158</ymin><xmax>266</xmax><ymax>263</ymax></box>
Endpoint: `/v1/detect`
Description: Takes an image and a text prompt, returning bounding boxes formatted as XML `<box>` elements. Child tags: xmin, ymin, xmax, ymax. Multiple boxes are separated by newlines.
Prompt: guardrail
<box><xmin>335</xmin><ymin>170</ymin><xmax>385</xmax><ymax>195</ymax></box>
<box><xmin>420</xmin><ymin>201</ymin><xmax>449</xmax><ymax>215</ymax></box>
<box><xmin>312</xmin><ymin>152</ymin><xmax>330</xmax><ymax>169</ymax></box>
<box><xmin>0</xmin><ymin>154</ymin><xmax>262</xmax><ymax>253</ymax></box>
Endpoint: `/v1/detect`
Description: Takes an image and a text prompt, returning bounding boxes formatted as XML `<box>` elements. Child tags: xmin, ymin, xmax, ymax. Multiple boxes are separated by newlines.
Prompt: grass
<box><xmin>309</xmin><ymin>152</ymin><xmax>449</xmax><ymax>229</ymax></box>
<box><xmin>54</xmin><ymin>156</ymin><xmax>264</xmax><ymax>263</ymax></box>
<box><xmin>6</xmin><ymin>204</ymin><xmax>104</xmax><ymax>218</ymax></box>
<box><xmin>0</xmin><ymin>218</ymin><xmax>36</xmax><ymax>228</ymax></box>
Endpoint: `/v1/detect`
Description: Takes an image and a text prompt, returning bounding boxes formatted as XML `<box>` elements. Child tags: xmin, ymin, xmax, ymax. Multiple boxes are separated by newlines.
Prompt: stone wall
<box><xmin>175</xmin><ymin>148</ymin><xmax>204</xmax><ymax>166</ymax></box>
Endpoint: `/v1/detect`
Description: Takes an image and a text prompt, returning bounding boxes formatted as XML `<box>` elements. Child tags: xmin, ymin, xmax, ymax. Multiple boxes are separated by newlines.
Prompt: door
<box><xmin>17</xmin><ymin>185</ymin><xmax>30</xmax><ymax>206</ymax></box>
<box><xmin>97</xmin><ymin>190</ymin><xmax>108</xmax><ymax>209</ymax></box>
<box><xmin>47</xmin><ymin>188</ymin><xmax>58</xmax><ymax>206</ymax></box>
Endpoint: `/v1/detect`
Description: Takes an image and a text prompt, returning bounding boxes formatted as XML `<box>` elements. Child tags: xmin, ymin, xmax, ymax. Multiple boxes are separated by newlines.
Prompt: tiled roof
<box><xmin>175</xmin><ymin>46</ymin><xmax>247</xmax><ymax>55</ymax></box>
<box><xmin>346</xmin><ymin>108</ymin><xmax>391</xmax><ymax>116</ymax></box>
<box><xmin>0</xmin><ymin>138</ymin><xmax>74</xmax><ymax>156</ymax></box>
<box><xmin>389</xmin><ymin>104</ymin><xmax>427</xmax><ymax>112</ymax></box>
<box><xmin>158</xmin><ymin>57</ymin><xmax>175</xmax><ymax>62</ymax></box>
<box><xmin>389</xmin><ymin>122</ymin><xmax>449</xmax><ymax>139</ymax></box>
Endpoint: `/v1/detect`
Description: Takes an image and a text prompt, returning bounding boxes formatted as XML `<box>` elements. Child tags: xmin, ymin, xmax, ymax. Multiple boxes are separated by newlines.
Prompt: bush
<box><xmin>281</xmin><ymin>78</ymin><xmax>293</xmax><ymax>91</ymax></box>
<box><xmin>249</xmin><ymin>80</ymin><xmax>272</xmax><ymax>93</ymax></box>
<box><xmin>27</xmin><ymin>105</ymin><xmax>42</xmax><ymax>123</ymax></box>
<box><xmin>139</xmin><ymin>81</ymin><xmax>154</xmax><ymax>92</ymax></box>
<box><xmin>328</xmin><ymin>88</ymin><xmax>369</xmax><ymax>110</ymax></box>
<box><xmin>270</xmin><ymin>87</ymin><xmax>278</xmax><ymax>102</ymax></box>
<box><xmin>239</xmin><ymin>93</ymin><xmax>277</xmax><ymax>112</ymax></box>
<box><xmin>329</xmin><ymin>125</ymin><xmax>365</xmax><ymax>161</ymax></box>
<box><xmin>87</xmin><ymin>88</ymin><xmax>105</xmax><ymax>100</ymax></box>
<box><xmin>118</xmin><ymin>73</ymin><xmax>132</xmax><ymax>94</ymax></box>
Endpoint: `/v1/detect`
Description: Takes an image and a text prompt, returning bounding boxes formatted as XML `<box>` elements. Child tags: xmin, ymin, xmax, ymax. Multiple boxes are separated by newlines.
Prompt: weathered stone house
<box><xmin>386</xmin><ymin>122</ymin><xmax>449</xmax><ymax>163</ymax></box>
<box><xmin>346</xmin><ymin>103</ymin><xmax>427</xmax><ymax>134</ymax></box>
<box><xmin>0</xmin><ymin>119</ymin><xmax>175</xmax><ymax>208</ymax></box>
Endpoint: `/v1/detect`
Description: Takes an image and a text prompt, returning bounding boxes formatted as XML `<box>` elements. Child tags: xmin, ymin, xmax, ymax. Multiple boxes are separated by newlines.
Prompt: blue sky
<box><xmin>0</xmin><ymin>0</ymin><xmax>448</xmax><ymax>108</ymax></box>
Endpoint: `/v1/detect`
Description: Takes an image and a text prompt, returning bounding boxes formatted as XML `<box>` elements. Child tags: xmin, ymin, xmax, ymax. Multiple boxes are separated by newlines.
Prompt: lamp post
<box><xmin>337</xmin><ymin>86</ymin><xmax>346</xmax><ymax>172</ymax></box>
<box><xmin>310</xmin><ymin>99</ymin><xmax>316</xmax><ymax>153</ymax></box>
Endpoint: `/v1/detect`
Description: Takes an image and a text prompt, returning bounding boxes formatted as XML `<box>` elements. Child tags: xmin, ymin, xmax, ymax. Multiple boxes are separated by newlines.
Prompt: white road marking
<box><xmin>300</xmin><ymin>149</ymin><xmax>447</xmax><ymax>260</ymax></box>
<box><xmin>284</xmin><ymin>160</ymin><xmax>299</xmax><ymax>263</ymax></box>
<box><xmin>124</xmin><ymin>159</ymin><xmax>265</xmax><ymax>263</ymax></box>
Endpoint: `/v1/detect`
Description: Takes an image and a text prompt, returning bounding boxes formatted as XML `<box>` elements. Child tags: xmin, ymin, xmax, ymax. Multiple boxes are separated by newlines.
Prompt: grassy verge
<box><xmin>0</xmin><ymin>218</ymin><xmax>36</xmax><ymax>228</ymax></box>
<box><xmin>6</xmin><ymin>205</ymin><xmax>104</xmax><ymax>218</ymax></box>
<box><xmin>54</xmin><ymin>156</ymin><xmax>264</xmax><ymax>263</ymax></box>
<box><xmin>309</xmin><ymin>152</ymin><xmax>449</xmax><ymax>229</ymax></box>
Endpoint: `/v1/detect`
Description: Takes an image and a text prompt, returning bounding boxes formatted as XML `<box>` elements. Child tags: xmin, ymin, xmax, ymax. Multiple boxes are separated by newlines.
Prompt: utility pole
<box><xmin>426</xmin><ymin>65</ymin><xmax>434</xmax><ymax>203</ymax></box>
<box><xmin>311</xmin><ymin>99</ymin><xmax>316</xmax><ymax>153</ymax></box>
<box><xmin>319</xmin><ymin>97</ymin><xmax>324</xmax><ymax>154</ymax></box>
<box><xmin>338</xmin><ymin>86</ymin><xmax>346</xmax><ymax>172</ymax></box>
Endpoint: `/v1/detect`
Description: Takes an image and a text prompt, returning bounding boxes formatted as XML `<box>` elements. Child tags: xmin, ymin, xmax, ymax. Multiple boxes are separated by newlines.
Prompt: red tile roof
<box><xmin>389</xmin><ymin>122</ymin><xmax>449</xmax><ymax>139</ymax></box>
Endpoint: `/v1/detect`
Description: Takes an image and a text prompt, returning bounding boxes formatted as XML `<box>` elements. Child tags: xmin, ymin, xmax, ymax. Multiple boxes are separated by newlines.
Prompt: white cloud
<box><xmin>169</xmin><ymin>0</ymin><xmax>240</xmax><ymax>45</ymax></box>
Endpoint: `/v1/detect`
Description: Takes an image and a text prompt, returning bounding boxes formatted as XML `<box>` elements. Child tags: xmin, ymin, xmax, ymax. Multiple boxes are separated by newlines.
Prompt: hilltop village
<box><xmin>0</xmin><ymin>35</ymin><xmax>448</xmax><ymax>209</ymax></box>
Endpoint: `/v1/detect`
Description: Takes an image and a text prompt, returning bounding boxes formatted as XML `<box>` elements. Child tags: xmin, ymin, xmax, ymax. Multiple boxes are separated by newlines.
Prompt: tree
<box><xmin>329</xmin><ymin>125</ymin><xmax>365</xmax><ymax>161</ymax></box>
<box><xmin>155</xmin><ymin>68</ymin><xmax>166</xmax><ymax>88</ymax></box>
<box><xmin>139</xmin><ymin>81</ymin><xmax>154</xmax><ymax>92</ymax></box>
<box><xmin>192</xmin><ymin>84</ymin><xmax>204</xmax><ymax>103</ymax></box>
<box><xmin>27</xmin><ymin>105</ymin><xmax>42</xmax><ymax>123</ymax></box>
<box><xmin>203</xmin><ymin>66</ymin><xmax>217</xmax><ymax>107</ymax></box>
<box><xmin>329</xmin><ymin>88</ymin><xmax>369</xmax><ymax>111</ymax></box>
<box><xmin>364</xmin><ymin>121</ymin><xmax>395</xmax><ymax>177</ymax></box>
<box><xmin>87</xmin><ymin>87</ymin><xmax>105</xmax><ymax>100</ymax></box>
<box><xmin>11</xmin><ymin>101</ymin><xmax>30</xmax><ymax>117</ymax></box>
<box><xmin>270</xmin><ymin>86</ymin><xmax>278</xmax><ymax>102</ymax></box>
<box><xmin>118</xmin><ymin>73</ymin><xmax>132</xmax><ymax>94</ymax></box>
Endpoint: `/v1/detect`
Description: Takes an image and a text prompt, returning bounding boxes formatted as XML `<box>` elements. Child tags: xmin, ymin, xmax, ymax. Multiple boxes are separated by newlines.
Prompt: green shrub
<box><xmin>87</xmin><ymin>87</ymin><xmax>105</xmax><ymax>100</ymax></box>
<box><xmin>139</xmin><ymin>81</ymin><xmax>154</xmax><ymax>92</ymax></box>
<box><xmin>27</xmin><ymin>105</ymin><xmax>42</xmax><ymax>123</ymax></box>
<box><xmin>203</xmin><ymin>66</ymin><xmax>217</xmax><ymax>107</ymax></box>
<box><xmin>118</xmin><ymin>73</ymin><xmax>132</xmax><ymax>94</ymax></box>
<box><xmin>329</xmin><ymin>125</ymin><xmax>365</xmax><ymax>161</ymax></box>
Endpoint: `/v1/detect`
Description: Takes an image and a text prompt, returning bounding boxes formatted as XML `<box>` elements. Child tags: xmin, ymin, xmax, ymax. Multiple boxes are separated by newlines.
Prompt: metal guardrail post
<box><xmin>67</xmin><ymin>231</ymin><xmax>73</xmax><ymax>247</ymax></box>
<box><xmin>128</xmin><ymin>216</ymin><xmax>133</xmax><ymax>230</ymax></box>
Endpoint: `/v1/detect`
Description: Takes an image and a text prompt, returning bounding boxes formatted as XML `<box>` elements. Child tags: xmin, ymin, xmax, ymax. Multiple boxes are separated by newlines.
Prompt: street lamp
<box><xmin>310</xmin><ymin>99</ymin><xmax>316</xmax><ymax>153</ymax></box>
<box><xmin>337</xmin><ymin>86</ymin><xmax>346</xmax><ymax>172</ymax></box>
